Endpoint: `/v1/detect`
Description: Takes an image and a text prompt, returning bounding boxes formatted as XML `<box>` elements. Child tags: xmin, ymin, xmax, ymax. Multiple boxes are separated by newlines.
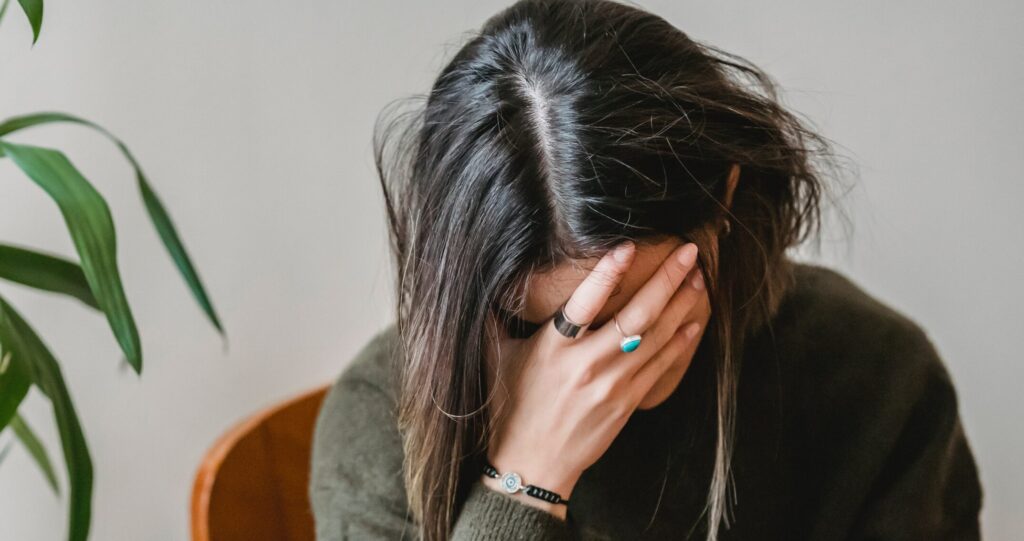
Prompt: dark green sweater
<box><xmin>309</xmin><ymin>263</ymin><xmax>983</xmax><ymax>540</ymax></box>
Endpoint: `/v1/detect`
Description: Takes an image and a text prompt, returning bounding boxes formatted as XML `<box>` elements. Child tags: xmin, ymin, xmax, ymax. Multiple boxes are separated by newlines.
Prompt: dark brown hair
<box><xmin>373</xmin><ymin>0</ymin><xmax>847</xmax><ymax>538</ymax></box>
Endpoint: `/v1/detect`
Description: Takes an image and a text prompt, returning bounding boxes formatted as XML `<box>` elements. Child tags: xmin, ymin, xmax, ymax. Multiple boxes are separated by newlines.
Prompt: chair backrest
<box><xmin>191</xmin><ymin>385</ymin><xmax>329</xmax><ymax>541</ymax></box>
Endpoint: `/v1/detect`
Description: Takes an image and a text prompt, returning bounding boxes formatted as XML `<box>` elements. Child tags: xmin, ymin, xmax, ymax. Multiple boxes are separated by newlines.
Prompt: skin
<box><xmin>480</xmin><ymin>164</ymin><xmax>740</xmax><ymax>519</ymax></box>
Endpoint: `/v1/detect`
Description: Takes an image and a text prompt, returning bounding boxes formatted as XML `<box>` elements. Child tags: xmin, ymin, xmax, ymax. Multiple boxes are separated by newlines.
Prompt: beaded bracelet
<box><xmin>482</xmin><ymin>460</ymin><xmax>571</xmax><ymax>505</ymax></box>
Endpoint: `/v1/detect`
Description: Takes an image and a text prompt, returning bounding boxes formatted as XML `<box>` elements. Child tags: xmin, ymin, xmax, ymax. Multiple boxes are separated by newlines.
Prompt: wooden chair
<box><xmin>191</xmin><ymin>385</ymin><xmax>329</xmax><ymax>541</ymax></box>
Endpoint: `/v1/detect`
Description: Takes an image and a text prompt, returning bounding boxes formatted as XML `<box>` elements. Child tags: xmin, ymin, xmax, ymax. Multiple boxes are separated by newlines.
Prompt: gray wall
<box><xmin>1</xmin><ymin>1</ymin><xmax>1019</xmax><ymax>539</ymax></box>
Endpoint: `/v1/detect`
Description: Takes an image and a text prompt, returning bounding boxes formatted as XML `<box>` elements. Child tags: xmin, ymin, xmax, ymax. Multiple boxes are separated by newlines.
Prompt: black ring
<box><xmin>553</xmin><ymin>301</ymin><xmax>587</xmax><ymax>338</ymax></box>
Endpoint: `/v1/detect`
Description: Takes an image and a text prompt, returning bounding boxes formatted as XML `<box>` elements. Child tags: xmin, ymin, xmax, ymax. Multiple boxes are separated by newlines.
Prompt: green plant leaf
<box><xmin>0</xmin><ymin>342</ymin><xmax>31</xmax><ymax>430</ymax></box>
<box><xmin>0</xmin><ymin>244</ymin><xmax>99</xmax><ymax>310</ymax></box>
<box><xmin>138</xmin><ymin>177</ymin><xmax>224</xmax><ymax>334</ymax></box>
<box><xmin>0</xmin><ymin>140</ymin><xmax>143</xmax><ymax>373</ymax></box>
<box><xmin>0</xmin><ymin>0</ymin><xmax>12</xmax><ymax>27</ymax></box>
<box><xmin>0</xmin><ymin>295</ymin><xmax>92</xmax><ymax>541</ymax></box>
<box><xmin>0</xmin><ymin>112</ymin><xmax>225</xmax><ymax>337</ymax></box>
<box><xmin>16</xmin><ymin>0</ymin><xmax>41</xmax><ymax>44</ymax></box>
<box><xmin>11</xmin><ymin>413</ymin><xmax>60</xmax><ymax>494</ymax></box>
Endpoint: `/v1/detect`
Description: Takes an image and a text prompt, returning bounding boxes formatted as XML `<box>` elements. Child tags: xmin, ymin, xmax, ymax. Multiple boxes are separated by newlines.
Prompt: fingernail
<box><xmin>691</xmin><ymin>272</ymin><xmax>704</xmax><ymax>290</ymax></box>
<box><xmin>685</xmin><ymin>322</ymin><xmax>700</xmax><ymax>338</ymax></box>
<box><xmin>677</xmin><ymin>243</ymin><xmax>697</xmax><ymax>266</ymax></box>
<box><xmin>613</xmin><ymin>241</ymin><xmax>634</xmax><ymax>263</ymax></box>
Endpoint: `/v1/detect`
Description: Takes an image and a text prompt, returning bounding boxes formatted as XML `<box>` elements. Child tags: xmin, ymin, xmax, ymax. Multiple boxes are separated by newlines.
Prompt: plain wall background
<box><xmin>1</xmin><ymin>1</ymin><xmax>1020</xmax><ymax>539</ymax></box>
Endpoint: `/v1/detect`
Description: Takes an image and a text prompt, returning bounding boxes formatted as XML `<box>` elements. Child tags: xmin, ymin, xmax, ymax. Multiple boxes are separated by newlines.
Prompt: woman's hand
<box><xmin>482</xmin><ymin>240</ymin><xmax>707</xmax><ymax>518</ymax></box>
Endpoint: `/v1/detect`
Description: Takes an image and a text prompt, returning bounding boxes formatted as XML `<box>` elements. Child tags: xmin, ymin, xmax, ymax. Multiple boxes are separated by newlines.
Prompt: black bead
<box><xmin>481</xmin><ymin>461</ymin><xmax>569</xmax><ymax>505</ymax></box>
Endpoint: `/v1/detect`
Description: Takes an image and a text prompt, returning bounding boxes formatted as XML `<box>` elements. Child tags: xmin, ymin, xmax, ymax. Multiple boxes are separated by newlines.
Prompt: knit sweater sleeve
<box><xmin>309</xmin><ymin>329</ymin><xmax>576</xmax><ymax>541</ymax></box>
<box><xmin>844</xmin><ymin>325</ymin><xmax>983</xmax><ymax>540</ymax></box>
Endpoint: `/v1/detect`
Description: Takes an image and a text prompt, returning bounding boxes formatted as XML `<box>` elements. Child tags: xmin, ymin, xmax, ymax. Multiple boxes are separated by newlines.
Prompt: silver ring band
<box><xmin>613</xmin><ymin>313</ymin><xmax>643</xmax><ymax>352</ymax></box>
<box><xmin>553</xmin><ymin>301</ymin><xmax>587</xmax><ymax>338</ymax></box>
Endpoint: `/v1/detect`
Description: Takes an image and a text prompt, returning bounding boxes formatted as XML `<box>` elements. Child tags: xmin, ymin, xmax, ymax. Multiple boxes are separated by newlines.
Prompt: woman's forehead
<box><xmin>519</xmin><ymin>238</ymin><xmax>684</xmax><ymax>326</ymax></box>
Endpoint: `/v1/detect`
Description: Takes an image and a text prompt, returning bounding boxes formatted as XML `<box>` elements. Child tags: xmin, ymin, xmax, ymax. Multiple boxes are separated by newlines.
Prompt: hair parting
<box><xmin>373</xmin><ymin>1</ymin><xmax>851</xmax><ymax>539</ymax></box>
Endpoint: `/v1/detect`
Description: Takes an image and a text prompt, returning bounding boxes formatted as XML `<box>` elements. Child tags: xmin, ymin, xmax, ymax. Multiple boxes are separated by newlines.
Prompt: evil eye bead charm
<box><xmin>620</xmin><ymin>335</ymin><xmax>642</xmax><ymax>353</ymax></box>
<box><xmin>500</xmin><ymin>471</ymin><xmax>522</xmax><ymax>493</ymax></box>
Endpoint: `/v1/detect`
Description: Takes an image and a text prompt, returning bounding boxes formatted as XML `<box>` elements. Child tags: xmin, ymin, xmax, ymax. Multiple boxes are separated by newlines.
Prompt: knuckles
<box><xmin>621</xmin><ymin>308</ymin><xmax>652</xmax><ymax>331</ymax></box>
<box><xmin>590</xmin><ymin>379</ymin><xmax>618</xmax><ymax>403</ymax></box>
<box><xmin>588</xmin><ymin>269</ymin><xmax>621</xmax><ymax>289</ymax></box>
<box><xmin>658</xmin><ymin>264</ymin><xmax>684</xmax><ymax>292</ymax></box>
<box><xmin>572</xmin><ymin>362</ymin><xmax>599</xmax><ymax>387</ymax></box>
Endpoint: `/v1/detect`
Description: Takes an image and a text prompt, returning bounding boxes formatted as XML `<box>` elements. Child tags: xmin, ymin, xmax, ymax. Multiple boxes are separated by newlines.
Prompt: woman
<box><xmin>310</xmin><ymin>0</ymin><xmax>983</xmax><ymax>539</ymax></box>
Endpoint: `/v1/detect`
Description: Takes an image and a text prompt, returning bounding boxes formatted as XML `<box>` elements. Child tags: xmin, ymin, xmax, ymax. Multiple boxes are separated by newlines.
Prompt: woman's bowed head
<box><xmin>372</xmin><ymin>0</ymin><xmax>839</xmax><ymax>539</ymax></box>
<box><xmin>477</xmin><ymin>162</ymin><xmax>739</xmax><ymax>520</ymax></box>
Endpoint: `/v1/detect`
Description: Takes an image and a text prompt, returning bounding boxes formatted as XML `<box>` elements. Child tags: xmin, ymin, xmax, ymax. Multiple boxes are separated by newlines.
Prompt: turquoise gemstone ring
<box><xmin>613</xmin><ymin>314</ymin><xmax>643</xmax><ymax>353</ymax></box>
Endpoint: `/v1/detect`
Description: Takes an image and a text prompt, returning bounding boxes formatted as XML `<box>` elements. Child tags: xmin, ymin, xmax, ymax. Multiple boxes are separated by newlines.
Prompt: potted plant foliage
<box><xmin>0</xmin><ymin>2</ymin><xmax>224</xmax><ymax>539</ymax></box>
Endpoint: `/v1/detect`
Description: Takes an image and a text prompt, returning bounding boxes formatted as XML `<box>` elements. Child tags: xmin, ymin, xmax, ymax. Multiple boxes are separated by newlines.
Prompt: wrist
<box><xmin>479</xmin><ymin>472</ymin><xmax>572</xmax><ymax>520</ymax></box>
<box><xmin>480</xmin><ymin>457</ymin><xmax>580</xmax><ymax>519</ymax></box>
<box><xmin>486</xmin><ymin>453</ymin><xmax>582</xmax><ymax>496</ymax></box>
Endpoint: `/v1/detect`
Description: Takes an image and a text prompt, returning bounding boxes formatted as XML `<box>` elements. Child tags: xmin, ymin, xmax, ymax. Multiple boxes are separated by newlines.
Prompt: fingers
<box><xmin>630</xmin><ymin>318</ymin><xmax>702</xmax><ymax>403</ymax></box>
<box><xmin>624</xmin><ymin>266</ymin><xmax>705</xmax><ymax>372</ymax></box>
<box><xmin>548</xmin><ymin>241</ymin><xmax>636</xmax><ymax>339</ymax></box>
<box><xmin>590</xmin><ymin>242</ymin><xmax>698</xmax><ymax>352</ymax></box>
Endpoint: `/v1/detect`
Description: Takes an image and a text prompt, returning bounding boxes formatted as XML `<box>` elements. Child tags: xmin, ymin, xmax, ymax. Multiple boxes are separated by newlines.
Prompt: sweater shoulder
<box><xmin>783</xmin><ymin>262</ymin><xmax>927</xmax><ymax>340</ymax></box>
<box><xmin>755</xmin><ymin>264</ymin><xmax>982</xmax><ymax>539</ymax></box>
<box><xmin>332</xmin><ymin>322</ymin><xmax>403</xmax><ymax>402</ymax></box>
<box><xmin>309</xmin><ymin>322</ymin><xmax>411</xmax><ymax>536</ymax></box>
<box><xmin>771</xmin><ymin>262</ymin><xmax>956</xmax><ymax>405</ymax></box>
